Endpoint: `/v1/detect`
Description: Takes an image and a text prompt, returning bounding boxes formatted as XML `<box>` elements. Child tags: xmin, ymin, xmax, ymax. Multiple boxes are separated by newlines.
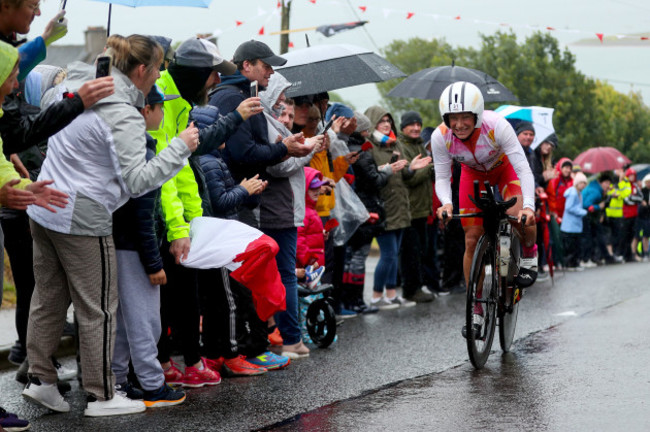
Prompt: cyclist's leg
<box><xmin>458</xmin><ymin>167</ymin><xmax>486</xmax><ymax>290</ymax></box>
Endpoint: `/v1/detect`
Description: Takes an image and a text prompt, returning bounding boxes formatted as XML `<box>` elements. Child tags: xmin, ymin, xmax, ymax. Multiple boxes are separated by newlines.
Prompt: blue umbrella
<box><xmin>495</xmin><ymin>105</ymin><xmax>555</xmax><ymax>150</ymax></box>
<box><xmin>87</xmin><ymin>0</ymin><xmax>213</xmax><ymax>36</ymax></box>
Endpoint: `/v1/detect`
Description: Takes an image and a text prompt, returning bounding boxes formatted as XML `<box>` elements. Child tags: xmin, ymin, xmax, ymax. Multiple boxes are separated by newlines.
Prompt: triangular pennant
<box><xmin>406</xmin><ymin>12</ymin><xmax>414</xmax><ymax>19</ymax></box>
<box><xmin>258</xmin><ymin>26</ymin><xmax>265</xmax><ymax>35</ymax></box>
<box><xmin>308</xmin><ymin>0</ymin><xmax>316</xmax><ymax>3</ymax></box>
<box><xmin>596</xmin><ymin>33</ymin><xmax>604</xmax><ymax>43</ymax></box>
<box><xmin>236</xmin><ymin>20</ymin><xmax>243</xmax><ymax>26</ymax></box>
<box><xmin>546</xmin><ymin>26</ymin><xmax>555</xmax><ymax>30</ymax></box>
<box><xmin>454</xmin><ymin>15</ymin><xmax>461</xmax><ymax>20</ymax></box>
<box><xmin>277</xmin><ymin>1</ymin><xmax>281</xmax><ymax>8</ymax></box>
<box><xmin>289</xmin><ymin>42</ymin><xmax>294</xmax><ymax>48</ymax></box>
<box><xmin>359</xmin><ymin>6</ymin><xmax>366</xmax><ymax>12</ymax></box>
<box><xmin>642</xmin><ymin>36</ymin><xmax>649</xmax><ymax>40</ymax></box>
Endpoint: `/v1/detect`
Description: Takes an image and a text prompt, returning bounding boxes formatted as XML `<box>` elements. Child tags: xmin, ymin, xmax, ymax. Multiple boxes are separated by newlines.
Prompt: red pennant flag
<box><xmin>359</xmin><ymin>6</ymin><xmax>366</xmax><ymax>12</ymax></box>
<box><xmin>308</xmin><ymin>0</ymin><xmax>316</xmax><ymax>3</ymax></box>
<box><xmin>641</xmin><ymin>36</ymin><xmax>649</xmax><ymax>40</ymax></box>
<box><xmin>236</xmin><ymin>20</ymin><xmax>243</xmax><ymax>26</ymax></box>
<box><xmin>406</xmin><ymin>12</ymin><xmax>414</xmax><ymax>19</ymax></box>
<box><xmin>454</xmin><ymin>15</ymin><xmax>461</xmax><ymax>20</ymax></box>
<box><xmin>546</xmin><ymin>26</ymin><xmax>555</xmax><ymax>30</ymax></box>
<box><xmin>277</xmin><ymin>1</ymin><xmax>281</xmax><ymax>7</ymax></box>
<box><xmin>258</xmin><ymin>26</ymin><xmax>265</xmax><ymax>35</ymax></box>
<box><xmin>289</xmin><ymin>42</ymin><xmax>294</xmax><ymax>48</ymax></box>
<box><xmin>596</xmin><ymin>33</ymin><xmax>604</xmax><ymax>43</ymax></box>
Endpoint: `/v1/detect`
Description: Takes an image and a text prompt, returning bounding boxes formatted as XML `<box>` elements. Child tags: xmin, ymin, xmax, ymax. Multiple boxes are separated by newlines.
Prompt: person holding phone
<box><xmin>364</xmin><ymin>106</ymin><xmax>431</xmax><ymax>310</ymax></box>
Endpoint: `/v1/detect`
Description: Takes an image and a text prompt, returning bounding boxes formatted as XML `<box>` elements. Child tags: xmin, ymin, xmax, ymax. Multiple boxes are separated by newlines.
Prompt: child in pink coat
<box><xmin>296</xmin><ymin>167</ymin><xmax>327</xmax><ymax>288</ymax></box>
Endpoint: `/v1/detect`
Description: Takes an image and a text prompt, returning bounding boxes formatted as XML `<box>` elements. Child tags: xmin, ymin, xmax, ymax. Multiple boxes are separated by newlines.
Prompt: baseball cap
<box><xmin>146</xmin><ymin>84</ymin><xmax>180</xmax><ymax>105</ymax></box>
<box><xmin>233</xmin><ymin>40</ymin><xmax>287</xmax><ymax>67</ymax></box>
<box><xmin>309</xmin><ymin>177</ymin><xmax>328</xmax><ymax>189</ymax></box>
<box><xmin>174</xmin><ymin>38</ymin><xmax>237</xmax><ymax>75</ymax></box>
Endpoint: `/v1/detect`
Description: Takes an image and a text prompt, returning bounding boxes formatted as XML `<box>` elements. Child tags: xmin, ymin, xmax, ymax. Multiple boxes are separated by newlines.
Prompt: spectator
<box><xmin>621</xmin><ymin>167</ymin><xmax>642</xmax><ymax>262</ymax></box>
<box><xmin>561</xmin><ymin>172</ymin><xmax>588</xmax><ymax>271</ymax></box>
<box><xmin>297</xmin><ymin>168</ymin><xmax>327</xmax><ymax>279</ymax></box>
<box><xmin>210</xmin><ymin>39</ymin><xmax>315</xmax><ymax>359</ymax></box>
<box><xmin>364</xmin><ymin>105</ymin><xmax>431</xmax><ymax>309</ymax></box>
<box><xmin>515</xmin><ymin>121</ymin><xmax>535</xmax><ymax>168</ymax></box>
<box><xmin>23</xmin><ymin>34</ymin><xmax>198</xmax><ymax>418</ymax></box>
<box><xmin>546</xmin><ymin>158</ymin><xmax>573</xmax><ymax>268</ymax></box>
<box><xmin>420</xmin><ymin>126</ymin><xmax>443</xmax><ymax>295</ymax></box>
<box><xmin>605</xmin><ymin>168</ymin><xmax>630</xmax><ymax>261</ymax></box>
<box><xmin>397</xmin><ymin>110</ymin><xmax>434</xmax><ymax>303</ymax></box>
<box><xmin>581</xmin><ymin>172</ymin><xmax>616</xmax><ymax>265</ymax></box>
<box><xmin>148</xmin><ymin>37</ymin><xmax>259</xmax><ymax>387</ymax></box>
<box><xmin>111</xmin><ymin>84</ymin><xmax>186</xmax><ymax>407</ymax></box>
<box><xmin>636</xmin><ymin>174</ymin><xmax>650</xmax><ymax>261</ymax></box>
<box><xmin>341</xmin><ymin>111</ymin><xmax>389</xmax><ymax>314</ymax></box>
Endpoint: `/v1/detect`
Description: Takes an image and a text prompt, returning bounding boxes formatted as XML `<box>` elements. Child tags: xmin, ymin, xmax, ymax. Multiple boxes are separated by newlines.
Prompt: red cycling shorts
<box><xmin>458</xmin><ymin>158</ymin><xmax>522</xmax><ymax>228</ymax></box>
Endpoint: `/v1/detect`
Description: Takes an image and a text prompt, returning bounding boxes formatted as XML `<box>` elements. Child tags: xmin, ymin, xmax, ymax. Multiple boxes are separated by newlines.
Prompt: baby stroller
<box><xmin>297</xmin><ymin>283</ymin><xmax>337</xmax><ymax>348</ymax></box>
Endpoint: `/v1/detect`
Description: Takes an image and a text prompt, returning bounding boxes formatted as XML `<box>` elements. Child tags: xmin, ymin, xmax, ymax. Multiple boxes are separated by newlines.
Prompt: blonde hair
<box><xmin>105</xmin><ymin>34</ymin><xmax>163</xmax><ymax>77</ymax></box>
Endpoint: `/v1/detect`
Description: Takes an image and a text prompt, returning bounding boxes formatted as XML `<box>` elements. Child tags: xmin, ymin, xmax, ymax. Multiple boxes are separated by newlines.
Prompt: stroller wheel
<box><xmin>306</xmin><ymin>298</ymin><xmax>337</xmax><ymax>348</ymax></box>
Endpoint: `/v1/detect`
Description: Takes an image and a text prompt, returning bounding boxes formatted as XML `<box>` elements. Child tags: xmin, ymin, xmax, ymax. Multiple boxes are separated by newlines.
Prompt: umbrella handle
<box><xmin>107</xmin><ymin>4</ymin><xmax>112</xmax><ymax>37</ymax></box>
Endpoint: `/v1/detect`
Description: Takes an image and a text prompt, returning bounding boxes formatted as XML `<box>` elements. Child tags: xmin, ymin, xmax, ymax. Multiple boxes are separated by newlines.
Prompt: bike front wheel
<box><xmin>466</xmin><ymin>235</ymin><xmax>498</xmax><ymax>369</ymax></box>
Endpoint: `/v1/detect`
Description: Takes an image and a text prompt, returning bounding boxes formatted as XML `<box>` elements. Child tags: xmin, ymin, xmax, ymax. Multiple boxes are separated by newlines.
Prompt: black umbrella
<box><xmin>387</xmin><ymin>62</ymin><xmax>517</xmax><ymax>102</ymax></box>
<box><xmin>274</xmin><ymin>44</ymin><xmax>406</xmax><ymax>98</ymax></box>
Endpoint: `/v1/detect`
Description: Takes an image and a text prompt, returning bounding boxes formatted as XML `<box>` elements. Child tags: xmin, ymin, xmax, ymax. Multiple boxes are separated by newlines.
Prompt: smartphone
<box><xmin>389</xmin><ymin>153</ymin><xmax>399</xmax><ymax>163</ymax></box>
<box><xmin>96</xmin><ymin>55</ymin><xmax>112</xmax><ymax>78</ymax></box>
<box><xmin>321</xmin><ymin>118</ymin><xmax>334</xmax><ymax>134</ymax></box>
<box><xmin>250</xmin><ymin>80</ymin><xmax>258</xmax><ymax>97</ymax></box>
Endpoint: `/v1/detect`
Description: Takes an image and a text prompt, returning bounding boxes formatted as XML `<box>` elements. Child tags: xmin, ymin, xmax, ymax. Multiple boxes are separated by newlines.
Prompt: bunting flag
<box><xmin>316</xmin><ymin>20</ymin><xmax>369</xmax><ymax>37</ymax></box>
<box><xmin>218</xmin><ymin>0</ymin><xmax>650</xmax><ymax>45</ymax></box>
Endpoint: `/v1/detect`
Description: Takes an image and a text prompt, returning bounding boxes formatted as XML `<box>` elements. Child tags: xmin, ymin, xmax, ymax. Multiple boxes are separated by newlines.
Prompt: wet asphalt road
<box><xmin>1</xmin><ymin>260</ymin><xmax>649</xmax><ymax>431</ymax></box>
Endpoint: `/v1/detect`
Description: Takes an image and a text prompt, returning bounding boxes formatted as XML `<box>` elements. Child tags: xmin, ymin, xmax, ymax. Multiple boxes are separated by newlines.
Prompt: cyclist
<box><xmin>433</xmin><ymin>82</ymin><xmax>537</xmax><ymax>337</ymax></box>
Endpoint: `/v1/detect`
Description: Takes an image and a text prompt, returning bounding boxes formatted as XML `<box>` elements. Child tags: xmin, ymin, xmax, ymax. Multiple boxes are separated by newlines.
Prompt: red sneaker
<box><xmin>205</xmin><ymin>357</ymin><xmax>224</xmax><ymax>374</ymax></box>
<box><xmin>268</xmin><ymin>328</ymin><xmax>283</xmax><ymax>346</ymax></box>
<box><xmin>182</xmin><ymin>358</ymin><xmax>222</xmax><ymax>388</ymax></box>
<box><xmin>222</xmin><ymin>355</ymin><xmax>268</xmax><ymax>377</ymax></box>
<box><xmin>163</xmin><ymin>360</ymin><xmax>184</xmax><ymax>386</ymax></box>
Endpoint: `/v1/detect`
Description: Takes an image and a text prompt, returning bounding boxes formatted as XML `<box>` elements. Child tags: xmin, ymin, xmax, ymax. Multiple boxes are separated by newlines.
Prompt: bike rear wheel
<box><xmin>466</xmin><ymin>235</ymin><xmax>497</xmax><ymax>369</ymax></box>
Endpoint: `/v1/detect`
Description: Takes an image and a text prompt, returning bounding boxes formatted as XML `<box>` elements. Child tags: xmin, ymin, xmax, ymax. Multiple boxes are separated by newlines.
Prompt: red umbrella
<box><xmin>573</xmin><ymin>146</ymin><xmax>631</xmax><ymax>173</ymax></box>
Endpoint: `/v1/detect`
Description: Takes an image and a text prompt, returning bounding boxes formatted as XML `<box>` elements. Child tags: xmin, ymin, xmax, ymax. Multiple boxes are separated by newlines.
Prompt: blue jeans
<box><xmin>263</xmin><ymin>227</ymin><xmax>301</xmax><ymax>345</ymax></box>
<box><xmin>374</xmin><ymin>229</ymin><xmax>403</xmax><ymax>293</ymax></box>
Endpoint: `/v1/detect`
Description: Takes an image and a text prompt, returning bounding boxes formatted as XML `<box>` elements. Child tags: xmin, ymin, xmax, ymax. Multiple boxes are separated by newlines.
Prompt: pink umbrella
<box><xmin>573</xmin><ymin>146</ymin><xmax>631</xmax><ymax>173</ymax></box>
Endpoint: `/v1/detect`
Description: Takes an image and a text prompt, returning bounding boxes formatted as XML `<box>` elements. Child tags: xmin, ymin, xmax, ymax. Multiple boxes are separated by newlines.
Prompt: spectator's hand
<box><xmin>340</xmin><ymin>117</ymin><xmax>357</xmax><ymax>135</ymax></box>
<box><xmin>518</xmin><ymin>208</ymin><xmax>536</xmax><ymax>226</ymax></box>
<box><xmin>306</xmin><ymin>134</ymin><xmax>325</xmax><ymax>153</ymax></box>
<box><xmin>599</xmin><ymin>201</ymin><xmax>606</xmax><ymax>209</ymax></box>
<box><xmin>330</xmin><ymin>116</ymin><xmax>345</xmax><ymax>134</ymax></box>
<box><xmin>148</xmin><ymin>269</ymin><xmax>167</xmax><ymax>286</ymax></box>
<box><xmin>25</xmin><ymin>180</ymin><xmax>69</xmax><ymax>212</ymax></box>
<box><xmin>296</xmin><ymin>268</ymin><xmax>306</xmax><ymax>279</ymax></box>
<box><xmin>535</xmin><ymin>186</ymin><xmax>545</xmax><ymax>196</ymax></box>
<box><xmin>284</xmin><ymin>133</ymin><xmax>314</xmax><ymax>157</ymax></box>
<box><xmin>10</xmin><ymin>154</ymin><xmax>29</xmax><ymax>179</ymax></box>
<box><xmin>542</xmin><ymin>169</ymin><xmax>557</xmax><ymax>181</ymax></box>
<box><xmin>642</xmin><ymin>200</ymin><xmax>648</xmax><ymax>207</ymax></box>
<box><xmin>179</xmin><ymin>122</ymin><xmax>199</xmax><ymax>152</ymax></box>
<box><xmin>240</xmin><ymin>174</ymin><xmax>267</xmax><ymax>196</ymax></box>
<box><xmin>320</xmin><ymin>177</ymin><xmax>335</xmax><ymax>195</ymax></box>
<box><xmin>77</xmin><ymin>77</ymin><xmax>115</xmax><ymax>109</ymax></box>
<box><xmin>170</xmin><ymin>237</ymin><xmax>191</xmax><ymax>264</ymax></box>
<box><xmin>0</xmin><ymin>179</ymin><xmax>36</xmax><ymax>210</ymax></box>
<box><xmin>236</xmin><ymin>97</ymin><xmax>264</xmax><ymax>121</ymax></box>
<box><xmin>409</xmin><ymin>154</ymin><xmax>432</xmax><ymax>171</ymax></box>
<box><xmin>344</xmin><ymin>151</ymin><xmax>360</xmax><ymax>165</ymax></box>
<box><xmin>436</xmin><ymin>203</ymin><xmax>454</xmax><ymax>226</ymax></box>
<box><xmin>388</xmin><ymin>159</ymin><xmax>408</xmax><ymax>173</ymax></box>
<box><xmin>42</xmin><ymin>10</ymin><xmax>68</xmax><ymax>46</ymax></box>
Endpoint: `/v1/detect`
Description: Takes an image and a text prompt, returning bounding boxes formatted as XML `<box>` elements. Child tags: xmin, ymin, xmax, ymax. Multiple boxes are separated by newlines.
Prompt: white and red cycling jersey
<box><xmin>432</xmin><ymin>110</ymin><xmax>535</xmax><ymax>212</ymax></box>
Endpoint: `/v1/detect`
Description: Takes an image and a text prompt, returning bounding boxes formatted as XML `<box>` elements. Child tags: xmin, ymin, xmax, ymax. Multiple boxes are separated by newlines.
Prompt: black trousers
<box><xmin>400</xmin><ymin>217</ymin><xmax>428</xmax><ymax>297</ymax></box>
<box><xmin>442</xmin><ymin>219</ymin><xmax>465</xmax><ymax>288</ymax></box>
<box><xmin>1</xmin><ymin>213</ymin><xmax>35</xmax><ymax>349</ymax></box>
<box><xmin>561</xmin><ymin>231</ymin><xmax>582</xmax><ymax>268</ymax></box>
<box><xmin>157</xmin><ymin>240</ymin><xmax>201</xmax><ymax>367</ymax></box>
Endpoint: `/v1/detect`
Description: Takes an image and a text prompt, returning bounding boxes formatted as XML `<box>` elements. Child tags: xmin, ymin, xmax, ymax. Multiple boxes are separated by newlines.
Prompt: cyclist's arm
<box><xmin>496</xmin><ymin>119</ymin><xmax>535</xmax><ymax>211</ymax></box>
<box><xmin>432</xmin><ymin>128</ymin><xmax>453</xmax><ymax>207</ymax></box>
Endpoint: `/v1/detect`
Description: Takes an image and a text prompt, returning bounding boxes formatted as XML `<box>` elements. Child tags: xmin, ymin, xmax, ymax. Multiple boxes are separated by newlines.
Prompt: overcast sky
<box><xmin>26</xmin><ymin>0</ymin><xmax>650</xmax><ymax>109</ymax></box>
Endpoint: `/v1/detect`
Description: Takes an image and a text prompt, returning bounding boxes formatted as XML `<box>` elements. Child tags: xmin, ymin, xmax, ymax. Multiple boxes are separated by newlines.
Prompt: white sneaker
<box><xmin>388</xmin><ymin>295</ymin><xmax>416</xmax><ymax>308</ymax></box>
<box><xmin>84</xmin><ymin>393</ymin><xmax>146</xmax><ymax>417</ymax></box>
<box><xmin>53</xmin><ymin>358</ymin><xmax>77</xmax><ymax>381</ymax></box>
<box><xmin>22</xmin><ymin>379</ymin><xmax>70</xmax><ymax>413</ymax></box>
<box><xmin>370</xmin><ymin>296</ymin><xmax>400</xmax><ymax>310</ymax></box>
